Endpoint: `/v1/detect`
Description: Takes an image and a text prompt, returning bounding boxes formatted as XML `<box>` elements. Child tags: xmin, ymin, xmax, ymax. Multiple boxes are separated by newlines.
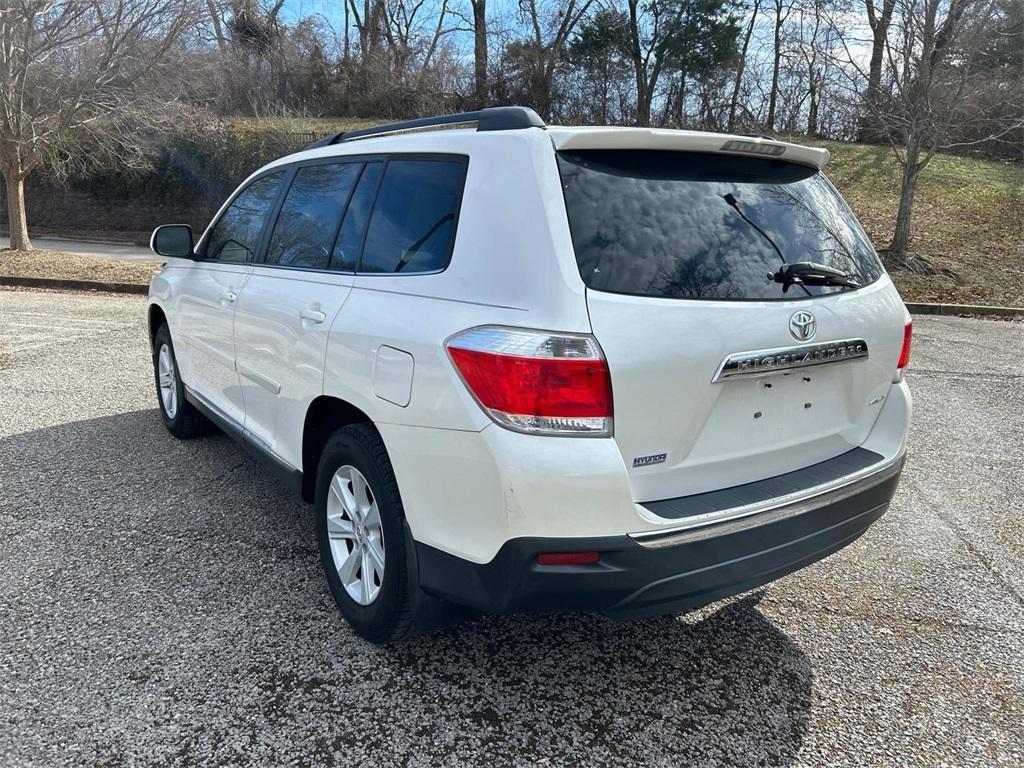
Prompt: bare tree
<box><xmin>727</xmin><ymin>0</ymin><xmax>761</xmax><ymax>131</ymax></box>
<box><xmin>875</xmin><ymin>0</ymin><xmax>1019</xmax><ymax>257</ymax></box>
<box><xmin>860</xmin><ymin>0</ymin><xmax>896</xmax><ymax>140</ymax></box>
<box><xmin>378</xmin><ymin>0</ymin><xmax>459</xmax><ymax>77</ymax></box>
<box><xmin>470</xmin><ymin>0</ymin><xmax>488</xmax><ymax>105</ymax></box>
<box><xmin>795</xmin><ymin>0</ymin><xmax>831</xmax><ymax>136</ymax></box>
<box><xmin>625</xmin><ymin>0</ymin><xmax>739</xmax><ymax>127</ymax></box>
<box><xmin>766</xmin><ymin>0</ymin><xmax>793</xmax><ymax>130</ymax></box>
<box><xmin>0</xmin><ymin>0</ymin><xmax>196</xmax><ymax>251</ymax></box>
<box><xmin>347</xmin><ymin>0</ymin><xmax>387</xmax><ymax>60</ymax></box>
<box><xmin>204</xmin><ymin>0</ymin><xmax>231</xmax><ymax>53</ymax></box>
<box><xmin>511</xmin><ymin>0</ymin><xmax>595</xmax><ymax>119</ymax></box>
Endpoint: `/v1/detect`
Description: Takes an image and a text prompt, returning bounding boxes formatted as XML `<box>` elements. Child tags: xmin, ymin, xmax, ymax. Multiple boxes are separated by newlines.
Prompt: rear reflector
<box><xmin>895</xmin><ymin>320</ymin><xmax>913</xmax><ymax>381</ymax></box>
<box><xmin>447</xmin><ymin>327</ymin><xmax>613</xmax><ymax>436</ymax></box>
<box><xmin>536</xmin><ymin>551</ymin><xmax>600</xmax><ymax>566</ymax></box>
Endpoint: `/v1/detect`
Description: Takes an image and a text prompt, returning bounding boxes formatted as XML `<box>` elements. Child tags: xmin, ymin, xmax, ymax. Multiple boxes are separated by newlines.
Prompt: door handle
<box><xmin>299</xmin><ymin>308</ymin><xmax>327</xmax><ymax>324</ymax></box>
<box><xmin>220</xmin><ymin>290</ymin><xmax>237</xmax><ymax>306</ymax></box>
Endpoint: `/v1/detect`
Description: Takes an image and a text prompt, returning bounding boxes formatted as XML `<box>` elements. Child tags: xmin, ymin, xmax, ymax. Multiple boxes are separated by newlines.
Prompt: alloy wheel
<box><xmin>326</xmin><ymin>465</ymin><xmax>386</xmax><ymax>605</ymax></box>
<box><xmin>157</xmin><ymin>344</ymin><xmax>178</xmax><ymax>418</ymax></box>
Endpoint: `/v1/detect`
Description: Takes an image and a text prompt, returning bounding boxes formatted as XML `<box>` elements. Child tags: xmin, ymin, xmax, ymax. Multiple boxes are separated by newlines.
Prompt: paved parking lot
<box><xmin>1</xmin><ymin>288</ymin><xmax>1022</xmax><ymax>767</ymax></box>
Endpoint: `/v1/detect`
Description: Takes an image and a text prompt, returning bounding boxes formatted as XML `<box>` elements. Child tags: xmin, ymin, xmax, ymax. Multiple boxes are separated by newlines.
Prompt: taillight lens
<box><xmin>446</xmin><ymin>326</ymin><xmax>613</xmax><ymax>436</ymax></box>
<box><xmin>895</xmin><ymin>320</ymin><xmax>913</xmax><ymax>381</ymax></box>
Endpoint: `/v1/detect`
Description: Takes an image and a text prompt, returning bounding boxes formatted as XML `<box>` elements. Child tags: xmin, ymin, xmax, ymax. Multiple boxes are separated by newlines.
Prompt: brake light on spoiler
<box><xmin>446</xmin><ymin>326</ymin><xmax>613</xmax><ymax>436</ymax></box>
<box><xmin>720</xmin><ymin>139</ymin><xmax>786</xmax><ymax>157</ymax></box>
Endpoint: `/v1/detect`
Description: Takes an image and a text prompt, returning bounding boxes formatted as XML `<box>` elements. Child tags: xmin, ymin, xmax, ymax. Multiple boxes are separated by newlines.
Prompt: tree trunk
<box><xmin>3</xmin><ymin>171</ymin><xmax>31</xmax><ymax>252</ymax></box>
<box><xmin>890</xmin><ymin>142</ymin><xmax>921</xmax><ymax>257</ymax></box>
<box><xmin>728</xmin><ymin>0</ymin><xmax>760</xmax><ymax>132</ymax></box>
<box><xmin>859</xmin><ymin>0</ymin><xmax>895</xmax><ymax>142</ymax></box>
<box><xmin>471</xmin><ymin>0</ymin><xmax>488</xmax><ymax>107</ymax></box>
<box><xmin>676</xmin><ymin>73</ymin><xmax>687</xmax><ymax>127</ymax></box>
<box><xmin>531</xmin><ymin>64</ymin><xmax>556</xmax><ymax>122</ymax></box>
<box><xmin>627</xmin><ymin>0</ymin><xmax>650</xmax><ymax>126</ymax></box>
<box><xmin>807</xmin><ymin>81</ymin><xmax>819</xmax><ymax>136</ymax></box>
<box><xmin>600</xmin><ymin>61</ymin><xmax>610</xmax><ymax>124</ymax></box>
<box><xmin>767</xmin><ymin>0</ymin><xmax>786</xmax><ymax>131</ymax></box>
<box><xmin>206</xmin><ymin>0</ymin><xmax>228</xmax><ymax>55</ymax></box>
<box><xmin>344</xmin><ymin>0</ymin><xmax>350</xmax><ymax>60</ymax></box>
<box><xmin>636</xmin><ymin>89</ymin><xmax>652</xmax><ymax>127</ymax></box>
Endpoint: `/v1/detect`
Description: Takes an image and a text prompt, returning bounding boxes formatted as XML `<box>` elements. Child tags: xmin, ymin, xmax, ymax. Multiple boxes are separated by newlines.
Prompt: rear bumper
<box><xmin>414</xmin><ymin>455</ymin><xmax>903</xmax><ymax>617</ymax></box>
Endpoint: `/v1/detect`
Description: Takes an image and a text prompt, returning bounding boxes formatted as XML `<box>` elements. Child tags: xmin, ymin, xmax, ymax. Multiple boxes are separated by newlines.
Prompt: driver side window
<box><xmin>204</xmin><ymin>171</ymin><xmax>285</xmax><ymax>263</ymax></box>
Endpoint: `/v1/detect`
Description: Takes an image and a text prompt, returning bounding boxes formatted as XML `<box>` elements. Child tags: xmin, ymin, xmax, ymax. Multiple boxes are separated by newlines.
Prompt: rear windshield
<box><xmin>557</xmin><ymin>150</ymin><xmax>883</xmax><ymax>301</ymax></box>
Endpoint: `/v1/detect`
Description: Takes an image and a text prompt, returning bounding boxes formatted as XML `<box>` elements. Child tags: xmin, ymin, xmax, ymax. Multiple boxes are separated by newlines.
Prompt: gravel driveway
<box><xmin>1</xmin><ymin>288</ymin><xmax>1021</xmax><ymax>767</ymax></box>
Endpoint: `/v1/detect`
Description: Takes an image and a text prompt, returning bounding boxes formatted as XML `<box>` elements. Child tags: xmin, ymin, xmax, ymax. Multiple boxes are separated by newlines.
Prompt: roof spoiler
<box><xmin>304</xmin><ymin>106</ymin><xmax>546</xmax><ymax>150</ymax></box>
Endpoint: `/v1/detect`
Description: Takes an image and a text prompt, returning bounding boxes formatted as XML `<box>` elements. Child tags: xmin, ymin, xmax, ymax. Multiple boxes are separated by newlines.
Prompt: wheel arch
<box><xmin>148</xmin><ymin>302</ymin><xmax>168</xmax><ymax>344</ymax></box>
<box><xmin>302</xmin><ymin>396</ymin><xmax>379</xmax><ymax>503</ymax></box>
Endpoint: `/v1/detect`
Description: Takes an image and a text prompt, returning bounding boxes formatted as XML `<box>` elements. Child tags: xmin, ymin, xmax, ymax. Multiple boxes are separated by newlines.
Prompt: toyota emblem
<box><xmin>789</xmin><ymin>310</ymin><xmax>817</xmax><ymax>341</ymax></box>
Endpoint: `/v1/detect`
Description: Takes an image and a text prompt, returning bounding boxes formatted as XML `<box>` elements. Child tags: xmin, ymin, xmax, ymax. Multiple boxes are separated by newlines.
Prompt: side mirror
<box><xmin>150</xmin><ymin>224</ymin><xmax>194</xmax><ymax>259</ymax></box>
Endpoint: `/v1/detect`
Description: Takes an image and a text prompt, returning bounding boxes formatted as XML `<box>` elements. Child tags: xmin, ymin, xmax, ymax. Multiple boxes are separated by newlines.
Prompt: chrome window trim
<box><xmin>247</xmin><ymin>261</ymin><xmax>448</xmax><ymax>278</ymax></box>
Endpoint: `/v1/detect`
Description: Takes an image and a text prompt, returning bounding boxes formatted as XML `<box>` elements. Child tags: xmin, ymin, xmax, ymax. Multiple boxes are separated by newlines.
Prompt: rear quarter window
<box><xmin>359</xmin><ymin>158</ymin><xmax>467</xmax><ymax>274</ymax></box>
<box><xmin>557</xmin><ymin>150</ymin><xmax>883</xmax><ymax>301</ymax></box>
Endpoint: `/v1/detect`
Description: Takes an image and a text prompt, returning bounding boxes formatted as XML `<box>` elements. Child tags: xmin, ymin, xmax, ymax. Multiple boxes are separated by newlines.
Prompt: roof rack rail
<box><xmin>303</xmin><ymin>106</ymin><xmax>545</xmax><ymax>150</ymax></box>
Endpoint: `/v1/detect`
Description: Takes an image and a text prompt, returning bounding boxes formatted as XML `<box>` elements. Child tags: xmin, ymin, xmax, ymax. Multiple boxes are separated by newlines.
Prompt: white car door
<box><xmin>173</xmin><ymin>170</ymin><xmax>287</xmax><ymax>426</ymax></box>
<box><xmin>233</xmin><ymin>160</ymin><xmax>382</xmax><ymax>470</ymax></box>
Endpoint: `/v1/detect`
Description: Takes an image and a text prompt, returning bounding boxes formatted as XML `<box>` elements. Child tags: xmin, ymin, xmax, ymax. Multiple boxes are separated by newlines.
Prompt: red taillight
<box><xmin>448</xmin><ymin>349</ymin><xmax>611</xmax><ymax>418</ymax></box>
<box><xmin>536</xmin><ymin>551</ymin><xmax>600</xmax><ymax>566</ymax></box>
<box><xmin>447</xmin><ymin>327</ymin><xmax>613</xmax><ymax>436</ymax></box>
<box><xmin>896</xmin><ymin>320</ymin><xmax>912</xmax><ymax>380</ymax></box>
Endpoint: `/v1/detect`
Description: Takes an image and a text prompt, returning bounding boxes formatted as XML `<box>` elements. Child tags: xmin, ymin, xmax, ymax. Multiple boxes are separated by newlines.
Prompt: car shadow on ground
<box><xmin>381</xmin><ymin>595</ymin><xmax>813</xmax><ymax>764</ymax></box>
<box><xmin>0</xmin><ymin>409</ymin><xmax>813</xmax><ymax>765</ymax></box>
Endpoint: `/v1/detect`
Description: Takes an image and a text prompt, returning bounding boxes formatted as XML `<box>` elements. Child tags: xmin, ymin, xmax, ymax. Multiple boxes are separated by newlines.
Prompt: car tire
<box><xmin>316</xmin><ymin>423</ymin><xmax>414</xmax><ymax>644</ymax></box>
<box><xmin>152</xmin><ymin>323</ymin><xmax>213</xmax><ymax>439</ymax></box>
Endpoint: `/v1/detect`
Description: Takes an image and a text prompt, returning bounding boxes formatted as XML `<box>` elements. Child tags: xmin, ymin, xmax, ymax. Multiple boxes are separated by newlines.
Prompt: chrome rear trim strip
<box><xmin>630</xmin><ymin>451</ymin><xmax>905</xmax><ymax>549</ymax></box>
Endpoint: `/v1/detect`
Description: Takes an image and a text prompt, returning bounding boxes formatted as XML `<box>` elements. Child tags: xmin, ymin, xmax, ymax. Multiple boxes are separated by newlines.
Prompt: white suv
<box><xmin>147</xmin><ymin>107</ymin><xmax>912</xmax><ymax>643</ymax></box>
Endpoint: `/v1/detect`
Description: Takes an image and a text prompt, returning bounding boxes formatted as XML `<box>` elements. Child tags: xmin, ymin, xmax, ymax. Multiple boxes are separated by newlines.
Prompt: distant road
<box><xmin>1</xmin><ymin>235</ymin><xmax>162</xmax><ymax>263</ymax></box>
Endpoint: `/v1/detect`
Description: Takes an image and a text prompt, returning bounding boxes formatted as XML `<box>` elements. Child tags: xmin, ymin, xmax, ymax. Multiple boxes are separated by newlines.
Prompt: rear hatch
<box><xmin>555</xmin><ymin>146</ymin><xmax>908</xmax><ymax>503</ymax></box>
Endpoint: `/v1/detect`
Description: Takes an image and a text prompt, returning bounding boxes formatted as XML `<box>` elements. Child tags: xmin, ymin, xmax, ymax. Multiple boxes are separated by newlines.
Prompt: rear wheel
<box><xmin>316</xmin><ymin>424</ymin><xmax>413</xmax><ymax>643</ymax></box>
<box><xmin>152</xmin><ymin>323</ymin><xmax>213</xmax><ymax>439</ymax></box>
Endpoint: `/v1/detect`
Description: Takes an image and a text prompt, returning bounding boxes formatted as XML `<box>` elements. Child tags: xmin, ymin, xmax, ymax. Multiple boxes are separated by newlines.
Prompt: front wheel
<box><xmin>316</xmin><ymin>424</ymin><xmax>414</xmax><ymax>643</ymax></box>
<box><xmin>152</xmin><ymin>323</ymin><xmax>213</xmax><ymax>439</ymax></box>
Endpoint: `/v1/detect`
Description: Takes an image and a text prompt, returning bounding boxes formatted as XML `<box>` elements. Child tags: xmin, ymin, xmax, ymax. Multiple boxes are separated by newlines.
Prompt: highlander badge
<box><xmin>713</xmin><ymin>339</ymin><xmax>869</xmax><ymax>382</ymax></box>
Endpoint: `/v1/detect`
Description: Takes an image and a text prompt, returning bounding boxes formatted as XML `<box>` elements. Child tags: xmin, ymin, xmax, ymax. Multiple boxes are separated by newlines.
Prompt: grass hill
<box><xmin>799</xmin><ymin>138</ymin><xmax>1022</xmax><ymax>307</ymax></box>
<box><xmin>4</xmin><ymin>119</ymin><xmax>1022</xmax><ymax>306</ymax></box>
<box><xmin>269</xmin><ymin>122</ymin><xmax>1022</xmax><ymax>305</ymax></box>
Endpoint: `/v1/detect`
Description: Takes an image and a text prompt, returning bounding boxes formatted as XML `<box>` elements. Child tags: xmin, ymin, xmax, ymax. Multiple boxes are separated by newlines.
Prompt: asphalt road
<box><xmin>1</xmin><ymin>235</ymin><xmax>161</xmax><ymax>263</ymax></box>
<box><xmin>1</xmin><ymin>289</ymin><xmax>1021</xmax><ymax>767</ymax></box>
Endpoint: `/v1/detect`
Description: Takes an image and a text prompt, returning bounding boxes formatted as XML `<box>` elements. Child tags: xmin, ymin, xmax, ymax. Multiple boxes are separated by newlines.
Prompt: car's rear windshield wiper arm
<box><xmin>769</xmin><ymin>262</ymin><xmax>860</xmax><ymax>293</ymax></box>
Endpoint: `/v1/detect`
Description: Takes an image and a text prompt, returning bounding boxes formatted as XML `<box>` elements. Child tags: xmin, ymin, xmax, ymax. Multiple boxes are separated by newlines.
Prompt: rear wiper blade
<box><xmin>769</xmin><ymin>262</ymin><xmax>860</xmax><ymax>293</ymax></box>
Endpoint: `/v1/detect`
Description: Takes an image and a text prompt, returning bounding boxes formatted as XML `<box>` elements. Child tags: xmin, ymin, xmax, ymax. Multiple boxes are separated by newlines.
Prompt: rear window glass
<box><xmin>557</xmin><ymin>150</ymin><xmax>883</xmax><ymax>301</ymax></box>
<box><xmin>359</xmin><ymin>158</ymin><xmax>466</xmax><ymax>274</ymax></box>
